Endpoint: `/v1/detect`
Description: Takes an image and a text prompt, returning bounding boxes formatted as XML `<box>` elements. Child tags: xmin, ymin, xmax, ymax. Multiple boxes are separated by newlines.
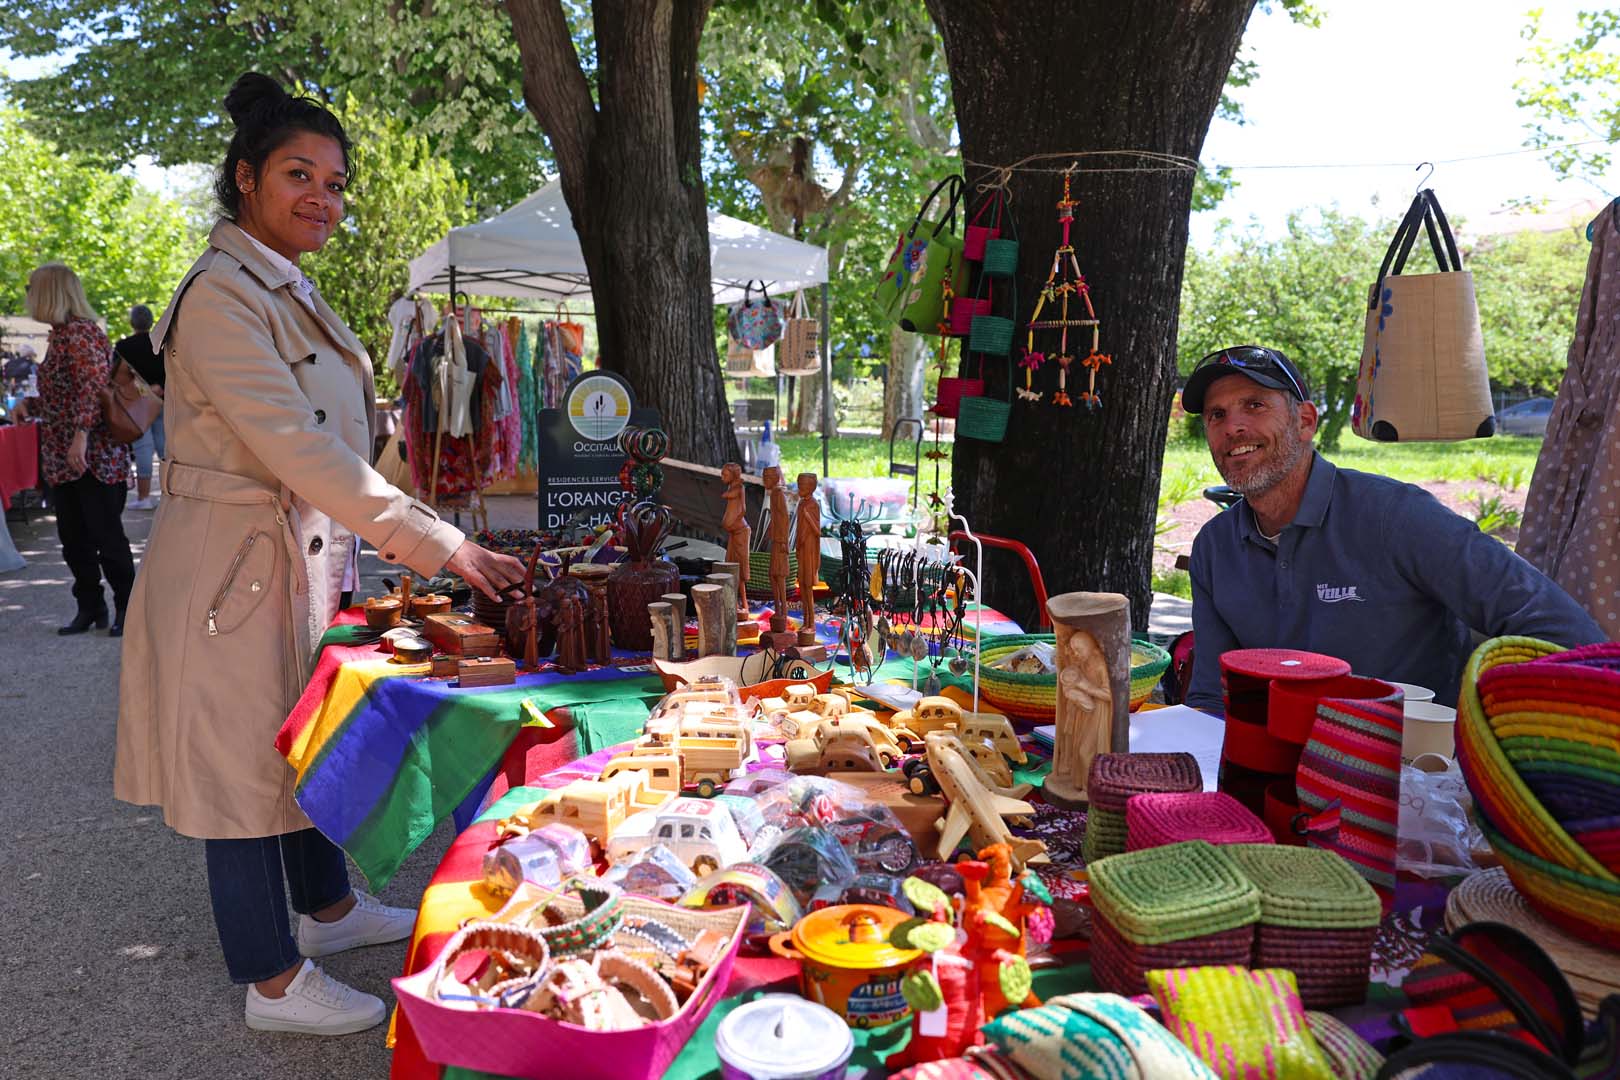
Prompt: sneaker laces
<box><xmin>295</xmin><ymin>964</ymin><xmax>357</xmax><ymax>1010</ymax></box>
<box><xmin>350</xmin><ymin>890</ymin><xmax>389</xmax><ymax>915</ymax></box>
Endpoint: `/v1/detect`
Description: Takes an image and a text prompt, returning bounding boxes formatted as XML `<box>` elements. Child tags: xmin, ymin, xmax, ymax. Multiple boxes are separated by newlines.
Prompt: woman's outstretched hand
<box><xmin>444</xmin><ymin>540</ymin><xmax>528</xmax><ymax>602</ymax></box>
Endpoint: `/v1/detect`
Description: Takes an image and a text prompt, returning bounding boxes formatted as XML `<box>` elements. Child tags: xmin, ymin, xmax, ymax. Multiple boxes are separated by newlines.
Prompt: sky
<box><xmin>5</xmin><ymin>1</ymin><xmax>1618</xmax><ymax>247</ymax></box>
<box><xmin>1193</xmin><ymin>0</ymin><xmax>1620</xmax><ymax>246</ymax></box>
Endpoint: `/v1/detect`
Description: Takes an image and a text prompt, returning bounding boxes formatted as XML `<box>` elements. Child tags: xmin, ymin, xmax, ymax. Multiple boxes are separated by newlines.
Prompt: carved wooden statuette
<box><xmin>705</xmin><ymin>572</ymin><xmax>738</xmax><ymax>655</ymax></box>
<box><xmin>660</xmin><ymin>592</ymin><xmax>687</xmax><ymax>661</ymax></box>
<box><xmin>692</xmin><ymin>583</ymin><xmax>727</xmax><ymax>658</ymax></box>
<box><xmin>763</xmin><ymin>466</ymin><xmax>794</xmax><ymax>648</ymax></box>
<box><xmin>648</xmin><ymin>601</ymin><xmax>679</xmax><ymax>661</ymax></box>
<box><xmin>586</xmin><ymin>586</ymin><xmax>612</xmax><ymax>665</ymax></box>
<box><xmin>554</xmin><ymin>593</ymin><xmax>588</xmax><ymax>674</ymax></box>
<box><xmin>720</xmin><ymin>462</ymin><xmax>751</xmax><ymax>597</ymax></box>
<box><xmin>506</xmin><ymin>543</ymin><xmax>545</xmax><ymax>670</ymax></box>
<box><xmin>794</xmin><ymin>472</ymin><xmax>821</xmax><ymax>646</ymax></box>
<box><xmin>1042</xmin><ymin>592</ymin><xmax>1132</xmax><ymax>809</ymax></box>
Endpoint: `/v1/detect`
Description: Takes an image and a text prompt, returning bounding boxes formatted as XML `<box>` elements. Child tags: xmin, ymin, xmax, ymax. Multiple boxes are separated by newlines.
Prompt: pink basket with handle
<box><xmin>962</xmin><ymin>189</ymin><xmax>1006</xmax><ymax>261</ymax></box>
<box><xmin>394</xmin><ymin>897</ymin><xmax>747</xmax><ymax>1080</ymax></box>
<box><xmin>947</xmin><ymin>295</ymin><xmax>991</xmax><ymax>337</ymax></box>
<box><xmin>933</xmin><ymin>376</ymin><xmax>985</xmax><ymax>419</ymax></box>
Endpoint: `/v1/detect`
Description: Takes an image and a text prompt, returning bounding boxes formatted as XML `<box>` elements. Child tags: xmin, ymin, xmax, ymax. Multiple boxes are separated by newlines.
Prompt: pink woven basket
<box><xmin>947</xmin><ymin>295</ymin><xmax>991</xmax><ymax>336</ymax></box>
<box><xmin>1126</xmin><ymin>791</ymin><xmax>1274</xmax><ymax>851</ymax></box>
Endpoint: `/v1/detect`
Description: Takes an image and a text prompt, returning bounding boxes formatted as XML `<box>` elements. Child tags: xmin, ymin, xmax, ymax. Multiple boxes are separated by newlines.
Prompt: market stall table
<box><xmin>0</xmin><ymin>419</ymin><xmax>39</xmax><ymax>510</ymax></box>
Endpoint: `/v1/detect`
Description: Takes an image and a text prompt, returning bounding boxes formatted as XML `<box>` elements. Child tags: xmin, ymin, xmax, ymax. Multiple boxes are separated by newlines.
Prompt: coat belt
<box><xmin>161</xmin><ymin>459</ymin><xmax>307</xmax><ymax>595</ymax></box>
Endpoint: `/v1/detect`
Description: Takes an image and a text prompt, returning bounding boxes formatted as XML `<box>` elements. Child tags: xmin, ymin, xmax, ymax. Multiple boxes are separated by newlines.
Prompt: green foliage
<box><xmin>0</xmin><ymin>0</ymin><xmax>545</xmax><ymax>213</ymax></box>
<box><xmin>0</xmin><ymin>109</ymin><xmax>199</xmax><ymax>338</ymax></box>
<box><xmin>301</xmin><ymin>98</ymin><xmax>471</xmax><ymax>398</ymax></box>
<box><xmin>1470</xmin><ymin>492</ymin><xmax>1523</xmax><ymax>539</ymax></box>
<box><xmin>1516</xmin><ymin>8</ymin><xmax>1620</xmax><ymax>180</ymax></box>
<box><xmin>1152</xmin><ymin>568</ymin><xmax>1193</xmax><ymax>600</ymax></box>
<box><xmin>1469</xmin><ymin>227</ymin><xmax>1589</xmax><ymax>393</ymax></box>
<box><xmin>1177</xmin><ymin>209</ymin><xmax>1389</xmax><ymax>449</ymax></box>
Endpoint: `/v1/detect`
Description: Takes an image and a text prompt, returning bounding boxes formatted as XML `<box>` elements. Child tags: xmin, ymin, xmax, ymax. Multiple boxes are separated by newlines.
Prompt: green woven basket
<box><xmin>982</xmin><ymin>237</ymin><xmax>1020</xmax><ymax>277</ymax></box>
<box><xmin>978</xmin><ymin>633</ymin><xmax>1177</xmax><ymax>718</ymax></box>
<box><xmin>745</xmin><ymin>550</ymin><xmax>798</xmax><ymax>599</ymax></box>
<box><xmin>1083</xmin><ymin>806</ymin><xmax>1128</xmax><ymax>865</ymax></box>
<box><xmin>1223</xmin><ymin>844</ymin><xmax>1382</xmax><ymax>929</ymax></box>
<box><xmin>1088</xmin><ymin>840</ymin><xmax>1261</xmax><ymax>946</ymax></box>
<box><xmin>968</xmin><ymin>313</ymin><xmax>1015</xmax><ymax>356</ymax></box>
<box><xmin>956</xmin><ymin>395</ymin><xmax>1012</xmax><ymax>443</ymax></box>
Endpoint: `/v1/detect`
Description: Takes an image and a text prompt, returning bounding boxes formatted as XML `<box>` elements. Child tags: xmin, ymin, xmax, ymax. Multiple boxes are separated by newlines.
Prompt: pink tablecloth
<box><xmin>0</xmin><ymin>421</ymin><xmax>40</xmax><ymax>510</ymax></box>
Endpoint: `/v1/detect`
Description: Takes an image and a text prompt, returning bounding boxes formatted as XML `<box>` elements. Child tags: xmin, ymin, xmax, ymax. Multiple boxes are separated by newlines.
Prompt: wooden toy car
<box><xmin>785</xmin><ymin>719</ymin><xmax>905</xmax><ymax>775</ymax></box>
<box><xmin>505</xmin><ymin>769</ymin><xmax>674</xmax><ymax>850</ymax></box>
<box><xmin>958</xmin><ymin>711</ymin><xmax>1027</xmax><ymax>765</ymax></box>
<box><xmin>758</xmin><ymin>682</ymin><xmax>819</xmax><ymax>717</ymax></box>
<box><xmin>606</xmin><ymin>797</ymin><xmax>749</xmax><ymax>875</ymax></box>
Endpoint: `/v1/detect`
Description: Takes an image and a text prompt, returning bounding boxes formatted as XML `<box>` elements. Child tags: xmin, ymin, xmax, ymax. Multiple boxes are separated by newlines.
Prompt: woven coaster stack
<box><xmin>1225</xmin><ymin>844</ymin><xmax>1382</xmax><ymax>1008</ymax></box>
<box><xmin>1083</xmin><ymin>752</ymin><xmax>1202</xmax><ymax>864</ymax></box>
<box><xmin>1125</xmin><ymin>791</ymin><xmax>1274</xmax><ymax>852</ymax></box>
<box><xmin>1218</xmin><ymin>649</ymin><xmax>1350</xmax><ymax>817</ymax></box>
<box><xmin>1087</xmin><ymin>840</ymin><xmax>1260</xmax><ymax>996</ymax></box>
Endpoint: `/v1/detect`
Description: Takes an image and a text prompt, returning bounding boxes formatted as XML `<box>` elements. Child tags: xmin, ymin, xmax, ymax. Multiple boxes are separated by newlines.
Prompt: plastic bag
<box><xmin>597</xmin><ymin>843</ymin><xmax>698</xmax><ymax>901</ymax></box>
<box><xmin>481</xmin><ymin>823</ymin><xmax>594</xmax><ymax>897</ymax></box>
<box><xmin>991</xmin><ymin>642</ymin><xmax>1057</xmax><ymax>674</ymax></box>
<box><xmin>751</xmin><ymin>775</ymin><xmax>920</xmax><ymax>877</ymax></box>
<box><xmin>1397</xmin><ymin>759</ymin><xmax>1489</xmax><ymax>879</ymax></box>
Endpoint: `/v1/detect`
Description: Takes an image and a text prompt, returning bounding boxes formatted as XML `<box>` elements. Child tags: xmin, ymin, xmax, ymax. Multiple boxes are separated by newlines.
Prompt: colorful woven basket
<box><xmin>1087</xmin><ymin>840</ymin><xmax>1260</xmax><ymax>947</ymax></box>
<box><xmin>978</xmin><ymin>635</ymin><xmax>1177</xmax><ymax>721</ymax></box>
<box><xmin>1089</xmin><ymin>752</ymin><xmax>1204</xmax><ymax>814</ymax></box>
<box><xmin>1458</xmin><ymin>636</ymin><xmax>1620</xmax><ymax>947</ymax></box>
<box><xmin>1082</xmin><ymin>806</ymin><xmax>1128</xmax><ymax>865</ymax></box>
<box><xmin>1090</xmin><ymin>917</ymin><xmax>1253</xmax><ymax>999</ymax></box>
<box><xmin>1125</xmin><ymin>792</ymin><xmax>1273</xmax><ymax>852</ymax></box>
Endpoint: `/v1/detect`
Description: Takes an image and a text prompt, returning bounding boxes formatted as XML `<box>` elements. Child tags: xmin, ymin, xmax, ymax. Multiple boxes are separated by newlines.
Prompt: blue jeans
<box><xmin>130</xmin><ymin>415</ymin><xmax>166</xmax><ymax>480</ymax></box>
<box><xmin>204</xmin><ymin>829</ymin><xmax>351</xmax><ymax>984</ymax></box>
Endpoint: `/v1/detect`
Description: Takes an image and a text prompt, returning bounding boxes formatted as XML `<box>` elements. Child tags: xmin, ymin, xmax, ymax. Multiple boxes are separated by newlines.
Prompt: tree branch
<box><xmin>504</xmin><ymin>0</ymin><xmax>597</xmax><ymax>176</ymax></box>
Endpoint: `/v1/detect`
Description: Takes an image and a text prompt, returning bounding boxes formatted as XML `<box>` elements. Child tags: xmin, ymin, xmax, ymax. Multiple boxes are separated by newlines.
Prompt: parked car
<box><xmin>1497</xmin><ymin>397</ymin><xmax>1554</xmax><ymax>437</ymax></box>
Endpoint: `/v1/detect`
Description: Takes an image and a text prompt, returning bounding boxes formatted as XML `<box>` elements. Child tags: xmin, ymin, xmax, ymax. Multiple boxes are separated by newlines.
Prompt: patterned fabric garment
<box><xmin>1518</xmin><ymin>198</ymin><xmax>1620</xmax><ymax>640</ymax></box>
<box><xmin>29</xmin><ymin>317</ymin><xmax>130</xmax><ymax>486</ymax></box>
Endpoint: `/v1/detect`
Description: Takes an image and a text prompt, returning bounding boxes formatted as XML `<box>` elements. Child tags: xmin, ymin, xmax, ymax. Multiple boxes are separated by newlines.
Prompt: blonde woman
<box><xmin>13</xmin><ymin>263</ymin><xmax>135</xmax><ymax>635</ymax></box>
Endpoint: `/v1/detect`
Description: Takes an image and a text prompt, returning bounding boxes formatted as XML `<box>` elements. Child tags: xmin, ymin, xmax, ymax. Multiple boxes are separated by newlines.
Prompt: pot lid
<box><xmin>791</xmin><ymin>904</ymin><xmax>919</xmax><ymax>970</ymax></box>
<box><xmin>714</xmin><ymin>994</ymin><xmax>853</xmax><ymax>1078</ymax></box>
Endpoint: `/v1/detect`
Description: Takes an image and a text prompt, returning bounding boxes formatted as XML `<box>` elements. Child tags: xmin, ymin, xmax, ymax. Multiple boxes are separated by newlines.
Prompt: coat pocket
<box><xmin>207</xmin><ymin>530</ymin><xmax>279</xmax><ymax>636</ymax></box>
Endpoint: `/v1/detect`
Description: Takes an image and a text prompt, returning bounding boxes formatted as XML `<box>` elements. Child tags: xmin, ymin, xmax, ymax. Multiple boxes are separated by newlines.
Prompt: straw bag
<box><xmin>727</xmin><ymin>281</ymin><xmax>784</xmax><ymax>351</ymax></box>
<box><xmin>726</xmin><ymin>337</ymin><xmax>776</xmax><ymax>378</ymax></box>
<box><xmin>777</xmin><ymin>291</ymin><xmax>820</xmax><ymax>376</ymax></box>
<box><xmin>957</xmin><ymin>355</ymin><xmax>1011</xmax><ymax>443</ymax></box>
<box><xmin>876</xmin><ymin>175</ymin><xmax>970</xmax><ymax>334</ymax></box>
<box><xmin>1352</xmin><ymin>189</ymin><xmax>1495</xmax><ymax>442</ymax></box>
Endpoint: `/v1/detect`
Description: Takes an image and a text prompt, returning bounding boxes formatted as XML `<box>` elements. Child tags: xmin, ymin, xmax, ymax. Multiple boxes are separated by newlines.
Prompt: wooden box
<box><xmin>458</xmin><ymin>656</ymin><xmax>517</xmax><ymax>688</ymax></box>
<box><xmin>423</xmin><ymin>613</ymin><xmax>503</xmax><ymax>657</ymax></box>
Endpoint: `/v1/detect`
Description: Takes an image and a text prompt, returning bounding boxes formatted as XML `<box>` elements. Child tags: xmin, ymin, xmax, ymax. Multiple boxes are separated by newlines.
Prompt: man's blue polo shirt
<box><xmin>1186</xmin><ymin>451</ymin><xmax>1604</xmax><ymax>712</ymax></box>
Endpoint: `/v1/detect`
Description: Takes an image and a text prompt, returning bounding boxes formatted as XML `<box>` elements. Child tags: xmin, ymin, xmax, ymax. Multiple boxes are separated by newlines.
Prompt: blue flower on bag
<box><xmin>903</xmin><ymin>238</ymin><xmax>928</xmax><ymax>276</ymax></box>
<box><xmin>1377</xmin><ymin>287</ymin><xmax>1393</xmax><ymax>332</ymax></box>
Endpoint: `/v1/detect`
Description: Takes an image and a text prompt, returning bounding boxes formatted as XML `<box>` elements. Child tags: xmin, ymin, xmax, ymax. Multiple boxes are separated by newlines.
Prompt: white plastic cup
<box><xmin>1402</xmin><ymin>701</ymin><xmax>1457</xmax><ymax>762</ymax></box>
<box><xmin>1386</xmin><ymin>680</ymin><xmax>1436</xmax><ymax>704</ymax></box>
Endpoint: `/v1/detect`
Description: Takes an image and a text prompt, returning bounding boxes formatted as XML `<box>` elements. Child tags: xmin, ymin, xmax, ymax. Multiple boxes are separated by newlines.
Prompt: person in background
<box><xmin>114</xmin><ymin>72</ymin><xmax>526</xmax><ymax>1038</ymax></box>
<box><xmin>1181</xmin><ymin>344</ymin><xmax>1603</xmax><ymax>714</ymax></box>
<box><xmin>116</xmin><ymin>304</ymin><xmax>165</xmax><ymax>510</ymax></box>
<box><xmin>12</xmin><ymin>263</ymin><xmax>137</xmax><ymax>636</ymax></box>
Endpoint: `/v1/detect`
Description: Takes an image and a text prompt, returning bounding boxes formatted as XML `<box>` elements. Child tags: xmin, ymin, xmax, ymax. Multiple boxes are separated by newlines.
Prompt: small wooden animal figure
<box><xmin>587</xmin><ymin>586</ymin><xmax>612</xmax><ymax>664</ymax></box>
<box><xmin>794</xmin><ymin>472</ymin><xmax>820</xmax><ymax>645</ymax></box>
<box><xmin>554</xmin><ymin>594</ymin><xmax>587</xmax><ymax>673</ymax></box>
<box><xmin>720</xmin><ymin>462</ymin><xmax>751</xmax><ymax>595</ymax></box>
<box><xmin>764</xmin><ymin>466</ymin><xmax>790</xmax><ymax>633</ymax></box>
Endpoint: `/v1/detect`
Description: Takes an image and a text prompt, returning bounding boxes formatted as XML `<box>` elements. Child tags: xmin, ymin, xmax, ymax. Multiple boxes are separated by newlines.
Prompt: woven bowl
<box><xmin>1458</xmin><ymin>636</ymin><xmax>1620</xmax><ymax>946</ymax></box>
<box><xmin>978</xmin><ymin>634</ymin><xmax>1176</xmax><ymax>721</ymax></box>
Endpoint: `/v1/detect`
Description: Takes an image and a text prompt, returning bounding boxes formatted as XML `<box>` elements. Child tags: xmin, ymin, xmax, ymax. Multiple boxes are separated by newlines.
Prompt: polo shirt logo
<box><xmin>1316</xmin><ymin>583</ymin><xmax>1365</xmax><ymax>603</ymax></box>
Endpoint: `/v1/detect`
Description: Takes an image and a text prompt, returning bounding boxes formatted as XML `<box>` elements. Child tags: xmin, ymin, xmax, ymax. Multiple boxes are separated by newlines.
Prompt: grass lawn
<box><xmin>778</xmin><ymin>432</ymin><xmax>945</xmax><ymax>486</ymax></box>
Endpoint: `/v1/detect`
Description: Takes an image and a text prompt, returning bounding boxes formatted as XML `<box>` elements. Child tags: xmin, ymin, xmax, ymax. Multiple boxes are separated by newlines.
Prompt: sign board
<box><xmin>535</xmin><ymin>370</ymin><xmax>660</xmax><ymax>531</ymax></box>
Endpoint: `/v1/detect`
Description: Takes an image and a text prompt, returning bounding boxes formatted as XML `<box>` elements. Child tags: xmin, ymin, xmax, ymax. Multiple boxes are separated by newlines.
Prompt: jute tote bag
<box><xmin>1352</xmin><ymin>189</ymin><xmax>1495</xmax><ymax>442</ymax></box>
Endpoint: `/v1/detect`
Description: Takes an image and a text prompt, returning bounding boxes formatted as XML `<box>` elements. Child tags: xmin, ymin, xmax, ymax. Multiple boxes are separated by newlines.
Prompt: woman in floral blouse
<box><xmin>14</xmin><ymin>263</ymin><xmax>136</xmax><ymax>635</ymax></box>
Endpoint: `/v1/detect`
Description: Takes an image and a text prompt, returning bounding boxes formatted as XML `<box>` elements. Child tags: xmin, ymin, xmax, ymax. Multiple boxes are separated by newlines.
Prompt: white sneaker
<box><xmin>295</xmin><ymin>890</ymin><xmax>416</xmax><ymax>958</ymax></box>
<box><xmin>244</xmin><ymin>959</ymin><xmax>385</xmax><ymax>1035</ymax></box>
<box><xmin>128</xmin><ymin>495</ymin><xmax>157</xmax><ymax>510</ymax></box>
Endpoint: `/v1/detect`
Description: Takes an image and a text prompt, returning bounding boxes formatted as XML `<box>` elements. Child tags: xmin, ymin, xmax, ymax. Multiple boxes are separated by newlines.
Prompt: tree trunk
<box><xmin>506</xmin><ymin>0</ymin><xmax>739</xmax><ymax>466</ymax></box>
<box><xmin>794</xmin><ymin>367</ymin><xmax>827</xmax><ymax>435</ymax></box>
<box><xmin>927</xmin><ymin>0</ymin><xmax>1254</xmax><ymax>632</ymax></box>
<box><xmin>883</xmin><ymin>327</ymin><xmax>929</xmax><ymax>439</ymax></box>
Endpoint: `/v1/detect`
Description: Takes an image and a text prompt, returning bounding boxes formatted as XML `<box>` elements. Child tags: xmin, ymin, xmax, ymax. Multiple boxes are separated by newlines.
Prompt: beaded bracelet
<box><xmin>523</xmin><ymin>880</ymin><xmax>625</xmax><ymax>957</ymax></box>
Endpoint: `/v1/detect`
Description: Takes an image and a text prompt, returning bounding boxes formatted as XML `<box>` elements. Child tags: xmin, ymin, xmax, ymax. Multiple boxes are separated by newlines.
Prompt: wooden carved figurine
<box><xmin>1043</xmin><ymin>592</ymin><xmax>1131</xmax><ymax>808</ymax></box>
<box><xmin>794</xmin><ymin>473</ymin><xmax>820</xmax><ymax>646</ymax></box>
<box><xmin>705</xmin><ymin>572</ymin><xmax>738</xmax><ymax>655</ymax></box>
<box><xmin>691</xmin><ymin>583</ymin><xmax>727</xmax><ymax>658</ymax></box>
<box><xmin>660</xmin><ymin>592</ymin><xmax>687</xmax><ymax>661</ymax></box>
<box><xmin>648</xmin><ymin>602</ymin><xmax>677</xmax><ymax>661</ymax></box>
<box><xmin>720</xmin><ymin>462</ymin><xmax>751</xmax><ymax>596</ymax></box>
<box><xmin>764</xmin><ymin>466</ymin><xmax>790</xmax><ymax>635</ymax></box>
<box><xmin>554</xmin><ymin>594</ymin><xmax>587</xmax><ymax>673</ymax></box>
<box><xmin>586</xmin><ymin>586</ymin><xmax>612</xmax><ymax>665</ymax></box>
<box><xmin>505</xmin><ymin>543</ymin><xmax>545</xmax><ymax>670</ymax></box>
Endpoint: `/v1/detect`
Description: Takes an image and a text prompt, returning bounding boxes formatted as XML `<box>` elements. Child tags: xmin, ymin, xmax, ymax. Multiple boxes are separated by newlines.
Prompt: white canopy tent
<box><xmin>406</xmin><ymin>178</ymin><xmax>835</xmax><ymax>475</ymax></box>
<box><xmin>407</xmin><ymin>179</ymin><xmax>829</xmax><ymax>305</ymax></box>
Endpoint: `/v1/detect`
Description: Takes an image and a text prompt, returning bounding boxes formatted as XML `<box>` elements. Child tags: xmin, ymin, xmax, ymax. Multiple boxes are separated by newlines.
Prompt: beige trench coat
<box><xmin>115</xmin><ymin>220</ymin><xmax>464</xmax><ymax>839</ymax></box>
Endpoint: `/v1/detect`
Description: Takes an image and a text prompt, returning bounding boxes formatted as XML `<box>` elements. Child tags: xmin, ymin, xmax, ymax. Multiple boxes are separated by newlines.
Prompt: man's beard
<box><xmin>1221</xmin><ymin>429</ymin><xmax>1310</xmax><ymax>497</ymax></box>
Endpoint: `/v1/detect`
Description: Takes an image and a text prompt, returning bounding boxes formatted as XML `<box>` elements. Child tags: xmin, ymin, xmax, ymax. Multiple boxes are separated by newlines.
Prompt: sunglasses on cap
<box><xmin>1193</xmin><ymin>345</ymin><xmax>1307</xmax><ymax>401</ymax></box>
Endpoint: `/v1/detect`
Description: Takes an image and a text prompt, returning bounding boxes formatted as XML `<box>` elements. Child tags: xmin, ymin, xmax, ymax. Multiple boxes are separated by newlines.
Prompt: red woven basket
<box><xmin>1090</xmin><ymin>915</ymin><xmax>1254</xmax><ymax>997</ymax></box>
<box><xmin>932</xmin><ymin>376</ymin><xmax>984</xmax><ymax>419</ymax></box>
<box><xmin>1126</xmin><ymin>791</ymin><xmax>1274</xmax><ymax>851</ymax></box>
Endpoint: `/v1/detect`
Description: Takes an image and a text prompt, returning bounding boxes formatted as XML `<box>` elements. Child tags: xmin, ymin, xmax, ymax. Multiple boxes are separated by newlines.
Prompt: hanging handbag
<box><xmin>727</xmin><ymin>281</ymin><xmax>784</xmax><ymax>351</ymax></box>
<box><xmin>1353</xmin><ymin>188</ymin><xmax>1495</xmax><ymax>442</ymax></box>
<box><xmin>963</xmin><ymin>188</ymin><xmax>1005</xmax><ymax>262</ymax></box>
<box><xmin>725</xmin><ymin>337</ymin><xmax>776</xmax><ymax>378</ymax></box>
<box><xmin>777</xmin><ymin>291</ymin><xmax>820</xmax><ymax>376</ymax></box>
<box><xmin>99</xmin><ymin>354</ymin><xmax>162</xmax><ymax>445</ymax></box>
<box><xmin>875</xmin><ymin>175</ymin><xmax>971</xmax><ymax>334</ymax></box>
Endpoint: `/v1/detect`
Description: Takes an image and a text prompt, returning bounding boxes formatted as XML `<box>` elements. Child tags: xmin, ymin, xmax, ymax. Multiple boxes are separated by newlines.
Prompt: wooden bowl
<box><xmin>364</xmin><ymin>597</ymin><xmax>403</xmax><ymax>630</ymax></box>
<box><xmin>409</xmin><ymin>593</ymin><xmax>452</xmax><ymax>618</ymax></box>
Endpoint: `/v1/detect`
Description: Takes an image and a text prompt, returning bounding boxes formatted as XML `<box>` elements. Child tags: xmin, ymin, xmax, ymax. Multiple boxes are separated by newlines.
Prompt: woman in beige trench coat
<box><xmin>114</xmin><ymin>73</ymin><xmax>525</xmax><ymax>1036</ymax></box>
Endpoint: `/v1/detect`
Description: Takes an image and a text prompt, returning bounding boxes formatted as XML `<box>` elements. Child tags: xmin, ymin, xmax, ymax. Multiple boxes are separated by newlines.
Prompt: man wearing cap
<box><xmin>1181</xmin><ymin>344</ymin><xmax>1602</xmax><ymax>714</ymax></box>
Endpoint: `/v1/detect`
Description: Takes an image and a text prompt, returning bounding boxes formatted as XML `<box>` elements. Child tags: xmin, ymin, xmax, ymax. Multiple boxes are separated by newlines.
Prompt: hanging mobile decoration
<box><xmin>1024</xmin><ymin>168</ymin><xmax>1111</xmax><ymax>412</ymax></box>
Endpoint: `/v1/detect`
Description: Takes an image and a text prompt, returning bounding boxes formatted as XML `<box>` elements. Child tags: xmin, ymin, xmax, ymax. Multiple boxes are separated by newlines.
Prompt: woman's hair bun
<box><xmin>223</xmin><ymin>72</ymin><xmax>290</xmax><ymax>126</ymax></box>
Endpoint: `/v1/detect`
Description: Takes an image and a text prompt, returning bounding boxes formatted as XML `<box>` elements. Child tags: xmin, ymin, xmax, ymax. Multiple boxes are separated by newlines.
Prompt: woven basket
<box><xmin>1090</xmin><ymin>913</ymin><xmax>1254</xmax><ymax>997</ymax></box>
<box><xmin>1087</xmin><ymin>839</ymin><xmax>1260</xmax><ymax>946</ymax></box>
<box><xmin>1125</xmin><ymin>791</ymin><xmax>1273</xmax><ymax>852</ymax></box>
<box><xmin>1082</xmin><ymin>806</ymin><xmax>1128</xmax><ymax>865</ymax></box>
<box><xmin>1224</xmin><ymin>845</ymin><xmax>1381</xmax><ymax>929</ymax></box>
<box><xmin>778</xmin><ymin>319</ymin><xmax>820</xmax><ymax>376</ymax></box>
<box><xmin>1458</xmin><ymin>636</ymin><xmax>1620</xmax><ymax>946</ymax></box>
<box><xmin>982</xmin><ymin>238</ymin><xmax>1019</xmax><ymax>277</ymax></box>
<box><xmin>746</xmin><ymin>550</ymin><xmax>798</xmax><ymax>600</ymax></box>
<box><xmin>1254</xmin><ymin>925</ymin><xmax>1378</xmax><ymax>1008</ymax></box>
<box><xmin>1128</xmin><ymin>639</ymin><xmax>1171</xmax><ymax>709</ymax></box>
<box><xmin>968</xmin><ymin>314</ymin><xmax>1015</xmax><ymax>357</ymax></box>
<box><xmin>978</xmin><ymin>634</ymin><xmax>1060</xmax><ymax>719</ymax></box>
<box><xmin>933</xmin><ymin>376</ymin><xmax>984</xmax><ymax>419</ymax></box>
<box><xmin>956</xmin><ymin>394</ymin><xmax>1011</xmax><ymax>443</ymax></box>
<box><xmin>1089</xmin><ymin>752</ymin><xmax>1203</xmax><ymax>814</ymax></box>
<box><xmin>1304</xmin><ymin>1010</ymin><xmax>1385</xmax><ymax>1080</ymax></box>
<box><xmin>947</xmin><ymin>295</ymin><xmax>991</xmax><ymax>337</ymax></box>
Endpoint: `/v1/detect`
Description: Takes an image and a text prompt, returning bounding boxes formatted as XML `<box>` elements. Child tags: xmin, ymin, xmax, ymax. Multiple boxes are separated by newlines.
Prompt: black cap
<box><xmin>1181</xmin><ymin>346</ymin><xmax>1311</xmax><ymax>414</ymax></box>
